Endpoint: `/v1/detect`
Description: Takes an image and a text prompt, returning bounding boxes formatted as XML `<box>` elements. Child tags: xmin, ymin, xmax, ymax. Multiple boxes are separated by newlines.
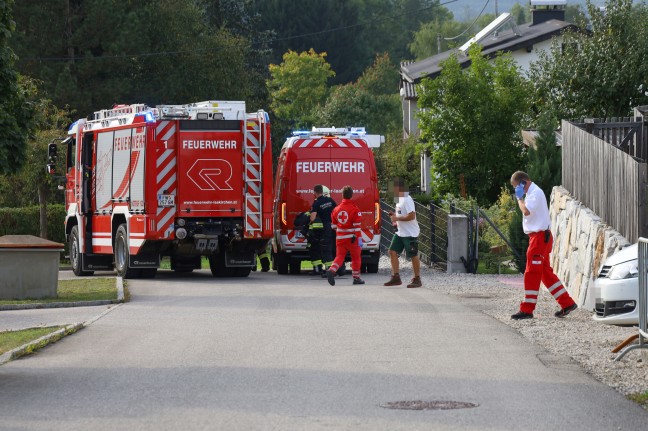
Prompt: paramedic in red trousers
<box><xmin>326</xmin><ymin>186</ymin><xmax>365</xmax><ymax>286</ymax></box>
<box><xmin>510</xmin><ymin>171</ymin><xmax>578</xmax><ymax>320</ymax></box>
<box><xmin>384</xmin><ymin>177</ymin><xmax>422</xmax><ymax>288</ymax></box>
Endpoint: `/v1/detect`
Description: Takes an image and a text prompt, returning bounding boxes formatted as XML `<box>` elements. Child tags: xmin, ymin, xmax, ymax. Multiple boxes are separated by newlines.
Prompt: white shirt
<box><xmin>522</xmin><ymin>183</ymin><xmax>551</xmax><ymax>234</ymax></box>
<box><xmin>395</xmin><ymin>193</ymin><xmax>420</xmax><ymax>237</ymax></box>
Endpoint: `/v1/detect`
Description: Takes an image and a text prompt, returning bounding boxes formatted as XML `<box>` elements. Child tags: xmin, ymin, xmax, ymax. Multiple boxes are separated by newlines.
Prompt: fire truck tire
<box><xmin>208</xmin><ymin>252</ymin><xmax>236</xmax><ymax>277</ymax></box>
<box><xmin>70</xmin><ymin>226</ymin><xmax>94</xmax><ymax>276</ymax></box>
<box><xmin>365</xmin><ymin>263</ymin><xmax>379</xmax><ymax>274</ymax></box>
<box><xmin>140</xmin><ymin>268</ymin><xmax>158</xmax><ymax>278</ymax></box>
<box><xmin>114</xmin><ymin>224</ymin><xmax>141</xmax><ymax>279</ymax></box>
<box><xmin>274</xmin><ymin>252</ymin><xmax>289</xmax><ymax>275</ymax></box>
<box><xmin>289</xmin><ymin>260</ymin><xmax>301</xmax><ymax>275</ymax></box>
<box><xmin>234</xmin><ymin>267</ymin><xmax>252</xmax><ymax>277</ymax></box>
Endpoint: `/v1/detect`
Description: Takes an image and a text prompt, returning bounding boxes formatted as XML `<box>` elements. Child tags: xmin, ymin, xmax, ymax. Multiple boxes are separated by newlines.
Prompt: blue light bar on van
<box><xmin>68</xmin><ymin>120</ymin><xmax>80</xmax><ymax>133</ymax></box>
<box><xmin>292</xmin><ymin>130</ymin><xmax>311</xmax><ymax>137</ymax></box>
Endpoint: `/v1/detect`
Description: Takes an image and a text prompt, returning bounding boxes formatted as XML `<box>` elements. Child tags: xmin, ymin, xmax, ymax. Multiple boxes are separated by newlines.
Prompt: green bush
<box><xmin>0</xmin><ymin>204</ymin><xmax>66</xmax><ymax>244</ymax></box>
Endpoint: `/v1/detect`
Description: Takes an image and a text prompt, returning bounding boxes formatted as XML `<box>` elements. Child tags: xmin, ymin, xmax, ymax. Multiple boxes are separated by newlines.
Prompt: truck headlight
<box><xmin>607</xmin><ymin>259</ymin><xmax>638</xmax><ymax>280</ymax></box>
<box><xmin>176</xmin><ymin>218</ymin><xmax>186</xmax><ymax>227</ymax></box>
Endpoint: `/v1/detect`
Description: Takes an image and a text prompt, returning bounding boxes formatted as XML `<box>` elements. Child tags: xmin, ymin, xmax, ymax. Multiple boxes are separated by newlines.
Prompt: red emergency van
<box><xmin>272</xmin><ymin>127</ymin><xmax>383</xmax><ymax>275</ymax></box>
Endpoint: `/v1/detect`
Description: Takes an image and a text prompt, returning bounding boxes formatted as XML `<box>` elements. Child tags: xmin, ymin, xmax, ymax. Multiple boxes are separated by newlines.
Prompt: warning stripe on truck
<box><xmin>156</xmin><ymin>148</ymin><xmax>176</xmax><ymax>238</ymax></box>
<box><xmin>293</xmin><ymin>138</ymin><xmax>369</xmax><ymax>148</ymax></box>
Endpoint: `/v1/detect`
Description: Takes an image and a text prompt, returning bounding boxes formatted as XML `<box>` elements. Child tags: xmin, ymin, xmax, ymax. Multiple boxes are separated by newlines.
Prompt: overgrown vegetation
<box><xmin>0</xmin><ymin>326</ymin><xmax>63</xmax><ymax>355</ymax></box>
<box><xmin>628</xmin><ymin>392</ymin><xmax>648</xmax><ymax>409</ymax></box>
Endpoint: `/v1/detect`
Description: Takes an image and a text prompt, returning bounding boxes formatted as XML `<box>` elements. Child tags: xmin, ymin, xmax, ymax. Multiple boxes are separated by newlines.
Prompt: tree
<box><xmin>417</xmin><ymin>45</ymin><xmax>530</xmax><ymax>206</ymax></box>
<box><xmin>527</xmin><ymin>112</ymin><xmax>561</xmax><ymax>205</ymax></box>
<box><xmin>316</xmin><ymin>53</ymin><xmax>401</xmax><ymax>135</ymax></box>
<box><xmin>528</xmin><ymin>0</ymin><xmax>648</xmax><ymax>120</ymax></box>
<box><xmin>10</xmin><ymin>0</ymin><xmax>256</xmax><ymax>116</ymax></box>
<box><xmin>374</xmin><ymin>133</ymin><xmax>420</xmax><ymax>192</ymax></box>
<box><xmin>267</xmin><ymin>49</ymin><xmax>335</xmax><ymax>129</ymax></box>
<box><xmin>510</xmin><ymin>2</ymin><xmax>530</xmax><ymax>24</ymax></box>
<box><xmin>409</xmin><ymin>17</ymin><xmax>465</xmax><ymax>59</ymax></box>
<box><xmin>0</xmin><ymin>0</ymin><xmax>34</xmax><ymax>175</ymax></box>
<box><xmin>0</xmin><ymin>78</ymin><xmax>69</xmax><ymax>237</ymax></box>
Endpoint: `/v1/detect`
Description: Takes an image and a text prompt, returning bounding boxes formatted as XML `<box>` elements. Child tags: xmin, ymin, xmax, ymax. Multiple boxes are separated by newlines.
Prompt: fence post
<box><xmin>447</xmin><ymin>214</ymin><xmax>468</xmax><ymax>273</ymax></box>
<box><xmin>430</xmin><ymin>202</ymin><xmax>436</xmax><ymax>264</ymax></box>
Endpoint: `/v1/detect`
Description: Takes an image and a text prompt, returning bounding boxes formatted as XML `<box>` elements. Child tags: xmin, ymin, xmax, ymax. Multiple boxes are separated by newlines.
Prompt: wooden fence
<box><xmin>562</xmin><ymin>119</ymin><xmax>648</xmax><ymax>243</ymax></box>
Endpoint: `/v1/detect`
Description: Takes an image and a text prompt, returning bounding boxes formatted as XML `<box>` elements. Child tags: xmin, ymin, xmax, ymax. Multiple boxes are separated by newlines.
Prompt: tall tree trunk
<box><xmin>38</xmin><ymin>184</ymin><xmax>48</xmax><ymax>239</ymax></box>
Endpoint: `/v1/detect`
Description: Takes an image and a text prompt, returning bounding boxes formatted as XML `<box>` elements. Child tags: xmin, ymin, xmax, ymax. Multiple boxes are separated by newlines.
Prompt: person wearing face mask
<box><xmin>510</xmin><ymin>170</ymin><xmax>577</xmax><ymax>320</ymax></box>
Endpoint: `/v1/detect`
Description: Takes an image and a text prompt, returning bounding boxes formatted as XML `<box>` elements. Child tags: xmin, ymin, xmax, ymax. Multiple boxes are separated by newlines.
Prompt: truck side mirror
<box><xmin>47</xmin><ymin>142</ymin><xmax>58</xmax><ymax>175</ymax></box>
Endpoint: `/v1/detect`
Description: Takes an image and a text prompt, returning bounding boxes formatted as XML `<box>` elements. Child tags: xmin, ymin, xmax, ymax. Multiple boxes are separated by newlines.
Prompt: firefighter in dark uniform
<box><xmin>252</xmin><ymin>244</ymin><xmax>271</xmax><ymax>272</ymax></box>
<box><xmin>310</xmin><ymin>184</ymin><xmax>337</xmax><ymax>276</ymax></box>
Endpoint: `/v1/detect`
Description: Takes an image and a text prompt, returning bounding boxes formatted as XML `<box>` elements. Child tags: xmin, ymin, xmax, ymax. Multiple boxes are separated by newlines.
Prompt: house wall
<box><xmin>402</xmin><ymin>97</ymin><xmax>419</xmax><ymax>139</ymax></box>
<box><xmin>550</xmin><ymin>186</ymin><xmax>631</xmax><ymax>310</ymax></box>
<box><xmin>511</xmin><ymin>38</ymin><xmax>555</xmax><ymax>74</ymax></box>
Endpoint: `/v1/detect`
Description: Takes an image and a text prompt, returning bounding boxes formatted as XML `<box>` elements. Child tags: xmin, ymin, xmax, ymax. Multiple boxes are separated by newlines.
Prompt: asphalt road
<box><xmin>0</xmin><ymin>270</ymin><xmax>646</xmax><ymax>430</ymax></box>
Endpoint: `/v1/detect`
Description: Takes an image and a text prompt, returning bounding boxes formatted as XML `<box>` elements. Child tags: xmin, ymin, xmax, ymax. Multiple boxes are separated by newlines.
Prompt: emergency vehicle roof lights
<box><xmin>68</xmin><ymin>120</ymin><xmax>79</xmax><ymax>134</ymax></box>
<box><xmin>292</xmin><ymin>130</ymin><xmax>311</xmax><ymax>137</ymax></box>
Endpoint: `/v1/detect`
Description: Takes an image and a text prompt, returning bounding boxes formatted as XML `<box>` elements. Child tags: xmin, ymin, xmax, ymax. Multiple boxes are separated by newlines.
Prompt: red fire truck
<box><xmin>47</xmin><ymin>101</ymin><xmax>273</xmax><ymax>278</ymax></box>
<box><xmin>272</xmin><ymin>127</ymin><xmax>383</xmax><ymax>275</ymax></box>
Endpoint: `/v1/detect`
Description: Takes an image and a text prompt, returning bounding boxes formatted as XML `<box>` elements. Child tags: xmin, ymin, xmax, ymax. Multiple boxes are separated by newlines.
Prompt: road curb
<box><xmin>0</xmin><ymin>277</ymin><xmax>125</xmax><ymax>311</ymax></box>
<box><xmin>0</xmin><ymin>303</ymin><xmax>123</xmax><ymax>366</ymax></box>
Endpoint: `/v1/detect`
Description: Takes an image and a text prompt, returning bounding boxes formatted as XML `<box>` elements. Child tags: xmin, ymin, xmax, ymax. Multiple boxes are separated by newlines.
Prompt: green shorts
<box><xmin>389</xmin><ymin>235</ymin><xmax>419</xmax><ymax>258</ymax></box>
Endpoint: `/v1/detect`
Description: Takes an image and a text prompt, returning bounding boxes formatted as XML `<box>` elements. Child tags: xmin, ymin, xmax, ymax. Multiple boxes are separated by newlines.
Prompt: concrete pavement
<box><xmin>0</xmin><ymin>270</ymin><xmax>647</xmax><ymax>430</ymax></box>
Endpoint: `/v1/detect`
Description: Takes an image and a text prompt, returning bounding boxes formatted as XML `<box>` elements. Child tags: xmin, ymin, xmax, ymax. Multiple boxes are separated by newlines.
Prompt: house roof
<box><xmin>400</xmin><ymin>19</ymin><xmax>577</xmax><ymax>100</ymax></box>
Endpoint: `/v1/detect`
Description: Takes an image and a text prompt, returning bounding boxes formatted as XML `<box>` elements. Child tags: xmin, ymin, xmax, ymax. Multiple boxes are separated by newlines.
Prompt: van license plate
<box><xmin>158</xmin><ymin>194</ymin><xmax>175</xmax><ymax>207</ymax></box>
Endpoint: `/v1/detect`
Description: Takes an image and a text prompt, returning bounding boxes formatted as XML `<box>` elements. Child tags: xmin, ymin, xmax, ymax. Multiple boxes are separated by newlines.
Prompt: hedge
<box><xmin>0</xmin><ymin>204</ymin><xmax>67</xmax><ymax>245</ymax></box>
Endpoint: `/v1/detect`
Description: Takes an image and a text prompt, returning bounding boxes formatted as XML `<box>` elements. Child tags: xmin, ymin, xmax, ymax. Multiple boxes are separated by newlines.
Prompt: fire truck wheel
<box><xmin>208</xmin><ymin>252</ymin><xmax>236</xmax><ymax>277</ymax></box>
<box><xmin>140</xmin><ymin>268</ymin><xmax>158</xmax><ymax>278</ymax></box>
<box><xmin>70</xmin><ymin>226</ymin><xmax>94</xmax><ymax>276</ymax></box>
<box><xmin>234</xmin><ymin>267</ymin><xmax>252</xmax><ymax>277</ymax></box>
<box><xmin>114</xmin><ymin>224</ymin><xmax>141</xmax><ymax>279</ymax></box>
<box><xmin>365</xmin><ymin>263</ymin><xmax>379</xmax><ymax>274</ymax></box>
<box><xmin>274</xmin><ymin>252</ymin><xmax>289</xmax><ymax>275</ymax></box>
<box><xmin>289</xmin><ymin>260</ymin><xmax>302</xmax><ymax>275</ymax></box>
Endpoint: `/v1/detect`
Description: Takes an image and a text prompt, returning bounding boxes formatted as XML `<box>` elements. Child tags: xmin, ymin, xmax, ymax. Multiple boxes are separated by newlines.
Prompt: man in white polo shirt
<box><xmin>510</xmin><ymin>171</ymin><xmax>577</xmax><ymax>320</ymax></box>
<box><xmin>384</xmin><ymin>177</ymin><xmax>422</xmax><ymax>288</ymax></box>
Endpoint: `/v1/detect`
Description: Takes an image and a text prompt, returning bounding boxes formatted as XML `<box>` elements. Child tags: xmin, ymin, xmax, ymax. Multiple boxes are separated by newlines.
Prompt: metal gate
<box><xmin>380</xmin><ymin>199</ymin><xmax>523</xmax><ymax>274</ymax></box>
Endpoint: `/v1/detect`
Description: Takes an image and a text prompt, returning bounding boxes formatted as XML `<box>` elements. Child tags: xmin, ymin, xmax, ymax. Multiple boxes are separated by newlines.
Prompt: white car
<box><xmin>592</xmin><ymin>243</ymin><xmax>645</xmax><ymax>325</ymax></box>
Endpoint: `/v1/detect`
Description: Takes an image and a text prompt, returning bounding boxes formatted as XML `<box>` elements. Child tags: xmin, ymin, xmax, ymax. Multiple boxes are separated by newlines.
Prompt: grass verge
<box><xmin>628</xmin><ymin>392</ymin><xmax>648</xmax><ymax>409</ymax></box>
<box><xmin>0</xmin><ymin>278</ymin><xmax>117</xmax><ymax>305</ymax></box>
<box><xmin>0</xmin><ymin>326</ymin><xmax>64</xmax><ymax>355</ymax></box>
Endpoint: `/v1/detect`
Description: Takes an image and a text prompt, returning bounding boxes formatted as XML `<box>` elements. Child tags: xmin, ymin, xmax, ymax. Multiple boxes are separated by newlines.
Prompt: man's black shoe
<box><xmin>352</xmin><ymin>277</ymin><xmax>365</xmax><ymax>285</ymax></box>
<box><xmin>326</xmin><ymin>270</ymin><xmax>336</xmax><ymax>286</ymax></box>
<box><xmin>555</xmin><ymin>303</ymin><xmax>577</xmax><ymax>318</ymax></box>
<box><xmin>511</xmin><ymin>311</ymin><xmax>534</xmax><ymax>320</ymax></box>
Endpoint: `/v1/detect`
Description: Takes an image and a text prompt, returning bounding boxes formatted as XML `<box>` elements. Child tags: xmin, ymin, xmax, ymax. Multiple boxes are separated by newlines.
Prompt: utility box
<box><xmin>0</xmin><ymin>235</ymin><xmax>64</xmax><ymax>300</ymax></box>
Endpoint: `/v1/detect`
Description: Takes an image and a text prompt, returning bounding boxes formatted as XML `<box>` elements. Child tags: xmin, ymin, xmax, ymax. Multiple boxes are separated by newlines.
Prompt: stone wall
<box><xmin>549</xmin><ymin>186</ymin><xmax>631</xmax><ymax>309</ymax></box>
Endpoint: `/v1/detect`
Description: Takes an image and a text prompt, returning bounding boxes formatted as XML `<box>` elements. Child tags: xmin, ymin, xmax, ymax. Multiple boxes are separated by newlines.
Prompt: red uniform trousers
<box><xmin>520</xmin><ymin>230</ymin><xmax>576</xmax><ymax>314</ymax></box>
<box><xmin>329</xmin><ymin>238</ymin><xmax>362</xmax><ymax>278</ymax></box>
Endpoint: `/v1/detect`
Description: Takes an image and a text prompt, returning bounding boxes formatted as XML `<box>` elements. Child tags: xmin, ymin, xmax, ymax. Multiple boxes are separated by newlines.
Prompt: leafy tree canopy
<box><xmin>0</xmin><ymin>0</ymin><xmax>34</xmax><ymax>175</ymax></box>
<box><xmin>418</xmin><ymin>45</ymin><xmax>530</xmax><ymax>206</ymax></box>
<box><xmin>316</xmin><ymin>53</ymin><xmax>401</xmax><ymax>135</ymax></box>
<box><xmin>267</xmin><ymin>49</ymin><xmax>335</xmax><ymax>128</ymax></box>
<box><xmin>528</xmin><ymin>0</ymin><xmax>648</xmax><ymax>120</ymax></box>
<box><xmin>10</xmin><ymin>0</ymin><xmax>261</xmax><ymax>116</ymax></box>
<box><xmin>526</xmin><ymin>112</ymin><xmax>561</xmax><ymax>205</ymax></box>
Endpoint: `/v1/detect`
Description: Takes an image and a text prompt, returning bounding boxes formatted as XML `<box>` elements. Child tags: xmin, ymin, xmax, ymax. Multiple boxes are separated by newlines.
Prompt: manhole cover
<box><xmin>380</xmin><ymin>400</ymin><xmax>478</xmax><ymax>410</ymax></box>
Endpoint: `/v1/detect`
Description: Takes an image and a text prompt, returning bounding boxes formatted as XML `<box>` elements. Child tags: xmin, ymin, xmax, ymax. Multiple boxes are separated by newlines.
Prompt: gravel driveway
<box><xmin>378</xmin><ymin>256</ymin><xmax>648</xmax><ymax>399</ymax></box>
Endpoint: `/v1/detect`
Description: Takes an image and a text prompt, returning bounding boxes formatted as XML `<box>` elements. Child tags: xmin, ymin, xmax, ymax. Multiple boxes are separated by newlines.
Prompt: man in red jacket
<box><xmin>326</xmin><ymin>185</ymin><xmax>365</xmax><ymax>286</ymax></box>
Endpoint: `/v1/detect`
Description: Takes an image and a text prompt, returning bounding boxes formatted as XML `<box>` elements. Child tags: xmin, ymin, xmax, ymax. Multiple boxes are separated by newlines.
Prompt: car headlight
<box><xmin>607</xmin><ymin>259</ymin><xmax>639</xmax><ymax>280</ymax></box>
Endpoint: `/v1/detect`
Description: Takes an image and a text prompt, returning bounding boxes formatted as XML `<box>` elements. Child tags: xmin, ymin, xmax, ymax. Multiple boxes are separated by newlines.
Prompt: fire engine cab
<box><xmin>47</xmin><ymin>101</ymin><xmax>273</xmax><ymax>278</ymax></box>
<box><xmin>272</xmin><ymin>127</ymin><xmax>383</xmax><ymax>275</ymax></box>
